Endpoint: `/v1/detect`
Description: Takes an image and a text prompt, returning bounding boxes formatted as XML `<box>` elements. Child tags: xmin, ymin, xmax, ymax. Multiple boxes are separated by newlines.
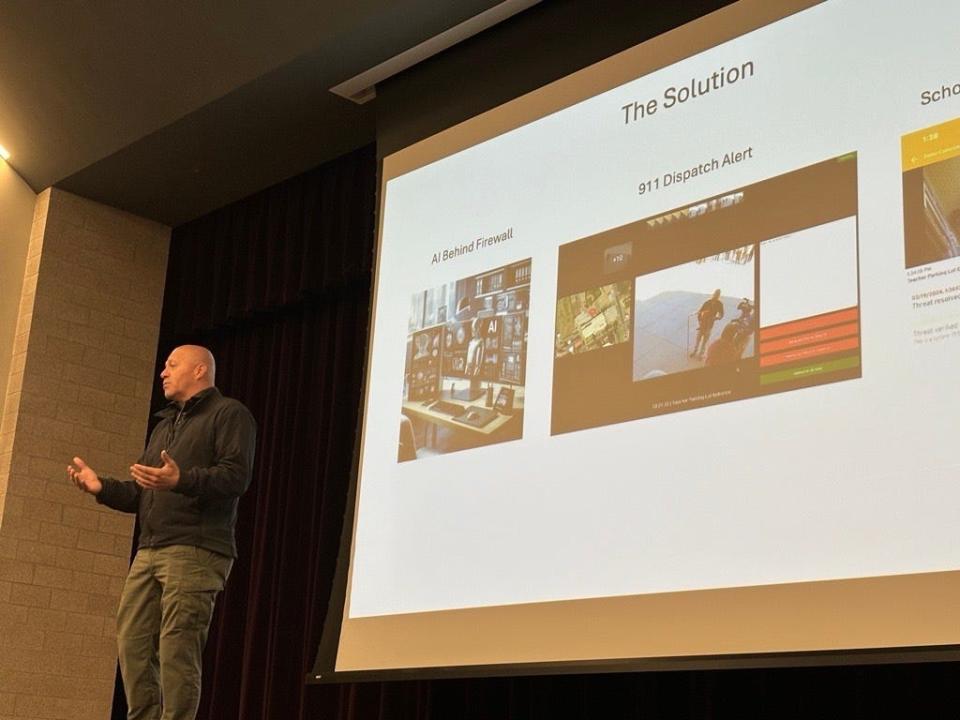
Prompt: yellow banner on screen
<box><xmin>902</xmin><ymin>116</ymin><xmax>960</xmax><ymax>171</ymax></box>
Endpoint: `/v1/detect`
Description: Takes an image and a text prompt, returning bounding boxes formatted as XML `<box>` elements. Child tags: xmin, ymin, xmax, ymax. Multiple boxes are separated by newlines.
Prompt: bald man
<box><xmin>68</xmin><ymin>345</ymin><xmax>256</xmax><ymax>720</ymax></box>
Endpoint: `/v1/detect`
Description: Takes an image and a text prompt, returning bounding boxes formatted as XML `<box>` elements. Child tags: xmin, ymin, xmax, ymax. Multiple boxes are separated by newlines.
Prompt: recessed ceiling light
<box><xmin>0</xmin><ymin>145</ymin><xmax>10</xmax><ymax>161</ymax></box>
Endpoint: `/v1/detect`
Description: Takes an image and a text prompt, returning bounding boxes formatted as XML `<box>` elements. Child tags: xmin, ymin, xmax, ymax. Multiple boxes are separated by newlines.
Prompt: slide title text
<box><xmin>621</xmin><ymin>60</ymin><xmax>756</xmax><ymax>125</ymax></box>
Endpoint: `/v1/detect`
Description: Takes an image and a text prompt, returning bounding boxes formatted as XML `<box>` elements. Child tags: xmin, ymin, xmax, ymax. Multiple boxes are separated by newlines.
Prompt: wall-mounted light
<box><xmin>0</xmin><ymin>145</ymin><xmax>10</xmax><ymax>161</ymax></box>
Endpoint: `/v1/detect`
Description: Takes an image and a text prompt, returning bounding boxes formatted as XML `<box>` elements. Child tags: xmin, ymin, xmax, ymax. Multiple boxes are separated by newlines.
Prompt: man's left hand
<box><xmin>130</xmin><ymin>450</ymin><xmax>181</xmax><ymax>490</ymax></box>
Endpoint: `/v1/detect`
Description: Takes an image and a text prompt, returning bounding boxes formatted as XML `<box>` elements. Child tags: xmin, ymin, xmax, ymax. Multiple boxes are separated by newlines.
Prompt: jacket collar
<box><xmin>154</xmin><ymin>386</ymin><xmax>220</xmax><ymax>419</ymax></box>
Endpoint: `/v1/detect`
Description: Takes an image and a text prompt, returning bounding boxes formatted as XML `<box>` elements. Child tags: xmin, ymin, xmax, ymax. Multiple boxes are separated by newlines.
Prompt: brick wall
<box><xmin>0</xmin><ymin>160</ymin><xmax>36</xmax><ymax>423</ymax></box>
<box><xmin>0</xmin><ymin>189</ymin><xmax>169</xmax><ymax>720</ymax></box>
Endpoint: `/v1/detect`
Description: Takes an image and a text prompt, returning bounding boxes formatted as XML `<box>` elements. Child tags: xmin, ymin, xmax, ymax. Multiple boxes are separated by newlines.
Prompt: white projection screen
<box><xmin>320</xmin><ymin>0</ymin><xmax>960</xmax><ymax>678</ymax></box>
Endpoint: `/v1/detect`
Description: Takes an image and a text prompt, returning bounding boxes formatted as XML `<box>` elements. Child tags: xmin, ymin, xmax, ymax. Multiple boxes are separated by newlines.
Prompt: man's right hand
<box><xmin>67</xmin><ymin>456</ymin><xmax>102</xmax><ymax>495</ymax></box>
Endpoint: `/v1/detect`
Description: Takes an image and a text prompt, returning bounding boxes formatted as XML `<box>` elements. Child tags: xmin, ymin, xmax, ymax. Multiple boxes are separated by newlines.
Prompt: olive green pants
<box><xmin>117</xmin><ymin>545</ymin><xmax>233</xmax><ymax>720</ymax></box>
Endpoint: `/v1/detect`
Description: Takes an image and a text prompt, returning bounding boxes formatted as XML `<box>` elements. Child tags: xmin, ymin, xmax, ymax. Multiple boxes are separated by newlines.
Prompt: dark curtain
<box><xmin>198</xmin><ymin>294</ymin><xmax>370</xmax><ymax>719</ymax></box>
<box><xmin>165</xmin><ymin>145</ymin><xmax>376</xmax><ymax>720</ymax></box>
<box><xmin>111</xmin><ymin>144</ymin><xmax>376</xmax><ymax>720</ymax></box>
<box><xmin>112</xmin><ymin>142</ymin><xmax>960</xmax><ymax>720</ymax></box>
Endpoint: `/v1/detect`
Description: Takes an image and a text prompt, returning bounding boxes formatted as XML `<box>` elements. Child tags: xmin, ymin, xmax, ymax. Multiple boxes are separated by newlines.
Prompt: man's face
<box><xmin>160</xmin><ymin>348</ymin><xmax>199</xmax><ymax>403</ymax></box>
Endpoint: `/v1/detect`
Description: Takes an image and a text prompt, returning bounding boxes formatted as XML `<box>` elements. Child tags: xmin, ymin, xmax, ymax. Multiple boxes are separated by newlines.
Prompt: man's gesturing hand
<box><xmin>68</xmin><ymin>456</ymin><xmax>102</xmax><ymax>495</ymax></box>
<box><xmin>130</xmin><ymin>450</ymin><xmax>181</xmax><ymax>490</ymax></box>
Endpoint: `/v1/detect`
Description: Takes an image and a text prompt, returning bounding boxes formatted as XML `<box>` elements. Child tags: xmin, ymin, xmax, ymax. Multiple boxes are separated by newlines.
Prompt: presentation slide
<box><xmin>331</xmin><ymin>0</ymin><xmax>960</xmax><ymax>674</ymax></box>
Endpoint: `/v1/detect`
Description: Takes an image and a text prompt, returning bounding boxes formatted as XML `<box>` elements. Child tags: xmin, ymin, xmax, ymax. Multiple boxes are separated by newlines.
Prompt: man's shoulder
<box><xmin>207</xmin><ymin>393</ymin><xmax>256</xmax><ymax>426</ymax></box>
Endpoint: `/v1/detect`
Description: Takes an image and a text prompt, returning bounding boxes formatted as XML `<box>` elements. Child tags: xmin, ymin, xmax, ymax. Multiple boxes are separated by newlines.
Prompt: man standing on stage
<box><xmin>68</xmin><ymin>345</ymin><xmax>256</xmax><ymax>720</ymax></box>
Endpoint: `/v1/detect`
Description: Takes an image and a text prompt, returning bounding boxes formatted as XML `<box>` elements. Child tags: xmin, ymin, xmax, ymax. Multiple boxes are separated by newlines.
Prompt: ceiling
<box><xmin>0</xmin><ymin>0</ymin><xmax>511</xmax><ymax>226</ymax></box>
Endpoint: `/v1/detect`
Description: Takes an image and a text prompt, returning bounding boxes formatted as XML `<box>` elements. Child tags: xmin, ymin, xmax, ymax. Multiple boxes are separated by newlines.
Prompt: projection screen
<box><xmin>319</xmin><ymin>0</ymin><xmax>960</xmax><ymax>677</ymax></box>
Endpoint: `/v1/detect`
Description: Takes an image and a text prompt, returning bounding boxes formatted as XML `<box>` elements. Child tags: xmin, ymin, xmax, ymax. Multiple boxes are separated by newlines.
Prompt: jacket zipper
<box><xmin>144</xmin><ymin>408</ymin><xmax>184</xmax><ymax>540</ymax></box>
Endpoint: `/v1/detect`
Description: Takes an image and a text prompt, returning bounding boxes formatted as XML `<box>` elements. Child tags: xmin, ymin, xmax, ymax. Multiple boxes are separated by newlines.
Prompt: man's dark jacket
<box><xmin>97</xmin><ymin>387</ymin><xmax>257</xmax><ymax>558</ymax></box>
